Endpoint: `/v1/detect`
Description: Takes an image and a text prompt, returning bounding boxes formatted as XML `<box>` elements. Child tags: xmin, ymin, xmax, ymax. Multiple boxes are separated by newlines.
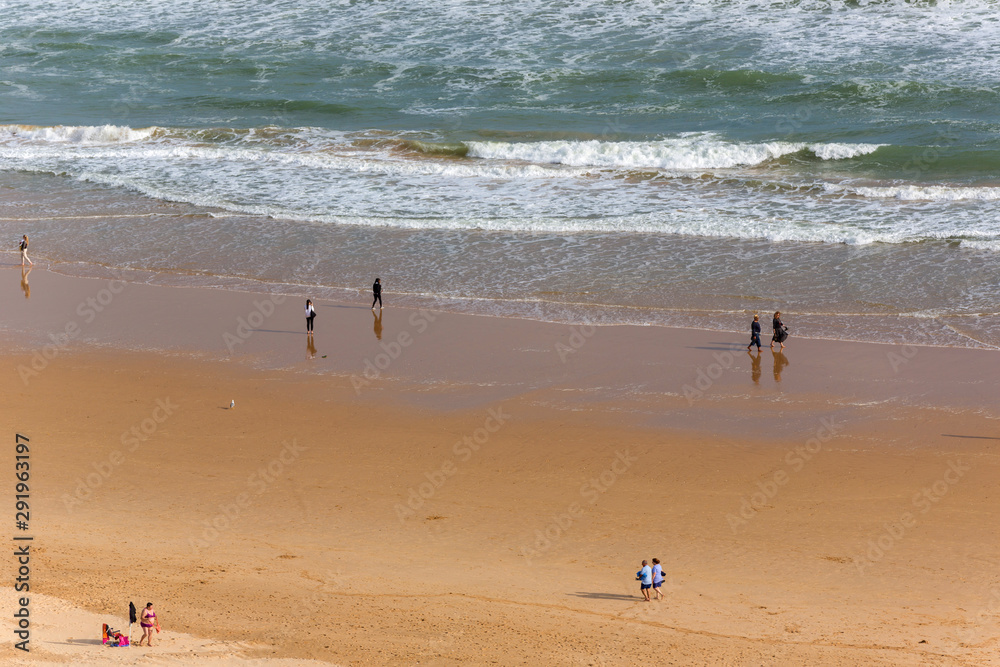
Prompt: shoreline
<box><xmin>3</xmin><ymin>184</ymin><xmax>999</xmax><ymax>349</ymax></box>
<box><xmin>4</xmin><ymin>266</ymin><xmax>1000</xmax><ymax>426</ymax></box>
<box><xmin>2</xmin><ymin>267</ymin><xmax>999</xmax><ymax>665</ymax></box>
<box><xmin>19</xmin><ymin>253</ymin><xmax>1000</xmax><ymax>353</ymax></box>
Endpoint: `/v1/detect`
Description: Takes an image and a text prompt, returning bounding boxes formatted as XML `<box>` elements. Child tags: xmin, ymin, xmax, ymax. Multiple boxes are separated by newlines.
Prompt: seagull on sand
<box><xmin>230</xmin><ymin>399</ymin><xmax>235</xmax><ymax>409</ymax></box>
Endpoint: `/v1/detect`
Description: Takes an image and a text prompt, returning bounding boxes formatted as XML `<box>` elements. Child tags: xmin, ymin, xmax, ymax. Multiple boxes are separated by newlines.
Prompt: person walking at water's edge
<box><xmin>748</xmin><ymin>314</ymin><xmax>762</xmax><ymax>351</ymax></box>
<box><xmin>305</xmin><ymin>299</ymin><xmax>316</xmax><ymax>335</ymax></box>
<box><xmin>19</xmin><ymin>235</ymin><xmax>33</xmax><ymax>267</ymax></box>
<box><xmin>771</xmin><ymin>311</ymin><xmax>788</xmax><ymax>350</ymax></box>
<box><xmin>372</xmin><ymin>277</ymin><xmax>382</xmax><ymax>310</ymax></box>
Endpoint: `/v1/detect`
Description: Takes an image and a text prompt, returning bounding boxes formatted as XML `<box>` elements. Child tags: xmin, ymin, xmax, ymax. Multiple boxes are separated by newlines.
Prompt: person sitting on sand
<box><xmin>636</xmin><ymin>560</ymin><xmax>653</xmax><ymax>602</ymax></box>
<box><xmin>137</xmin><ymin>602</ymin><xmax>159</xmax><ymax>646</ymax></box>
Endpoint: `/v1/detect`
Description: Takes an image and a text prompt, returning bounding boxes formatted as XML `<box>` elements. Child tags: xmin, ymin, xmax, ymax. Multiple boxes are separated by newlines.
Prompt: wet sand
<box><xmin>1</xmin><ymin>266</ymin><xmax>998</xmax><ymax>665</ymax></box>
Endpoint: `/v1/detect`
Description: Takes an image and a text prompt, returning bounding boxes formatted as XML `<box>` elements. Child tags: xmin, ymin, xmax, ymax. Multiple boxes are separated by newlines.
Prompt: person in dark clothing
<box><xmin>372</xmin><ymin>278</ymin><xmax>382</xmax><ymax>310</ymax></box>
<box><xmin>771</xmin><ymin>311</ymin><xmax>787</xmax><ymax>350</ymax></box>
<box><xmin>748</xmin><ymin>314</ymin><xmax>762</xmax><ymax>351</ymax></box>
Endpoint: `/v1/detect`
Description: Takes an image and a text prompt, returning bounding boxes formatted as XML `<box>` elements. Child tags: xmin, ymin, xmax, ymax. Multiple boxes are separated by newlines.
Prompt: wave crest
<box><xmin>0</xmin><ymin>124</ymin><xmax>157</xmax><ymax>144</ymax></box>
<box><xmin>465</xmin><ymin>135</ymin><xmax>883</xmax><ymax>170</ymax></box>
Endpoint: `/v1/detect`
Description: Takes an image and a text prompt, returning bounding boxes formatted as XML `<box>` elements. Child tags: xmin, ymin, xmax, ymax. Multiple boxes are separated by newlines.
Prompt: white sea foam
<box><xmin>465</xmin><ymin>136</ymin><xmax>883</xmax><ymax>170</ymax></box>
<box><xmin>843</xmin><ymin>184</ymin><xmax>1000</xmax><ymax>202</ymax></box>
<box><xmin>0</xmin><ymin>124</ymin><xmax>156</xmax><ymax>144</ymax></box>
<box><xmin>961</xmin><ymin>239</ymin><xmax>1000</xmax><ymax>252</ymax></box>
<box><xmin>809</xmin><ymin>143</ymin><xmax>884</xmax><ymax>161</ymax></box>
<box><xmin>0</xmin><ymin>125</ymin><xmax>996</xmax><ymax>251</ymax></box>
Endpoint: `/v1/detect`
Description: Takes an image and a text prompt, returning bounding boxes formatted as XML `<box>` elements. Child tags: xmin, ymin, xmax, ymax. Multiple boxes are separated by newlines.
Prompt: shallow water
<box><xmin>1</xmin><ymin>0</ymin><xmax>998</xmax><ymax>347</ymax></box>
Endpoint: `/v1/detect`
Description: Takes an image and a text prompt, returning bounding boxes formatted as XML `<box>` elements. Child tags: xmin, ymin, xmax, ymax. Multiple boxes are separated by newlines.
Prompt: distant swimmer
<box><xmin>371</xmin><ymin>277</ymin><xmax>382</xmax><ymax>310</ymax></box>
<box><xmin>19</xmin><ymin>235</ymin><xmax>33</xmax><ymax>267</ymax></box>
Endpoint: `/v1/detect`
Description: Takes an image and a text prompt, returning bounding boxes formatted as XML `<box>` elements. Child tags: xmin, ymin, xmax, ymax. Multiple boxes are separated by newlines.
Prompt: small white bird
<box><xmin>230</xmin><ymin>400</ymin><xmax>235</xmax><ymax>409</ymax></box>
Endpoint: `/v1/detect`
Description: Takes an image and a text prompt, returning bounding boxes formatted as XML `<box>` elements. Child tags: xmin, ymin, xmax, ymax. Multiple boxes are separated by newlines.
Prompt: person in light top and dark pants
<box><xmin>305</xmin><ymin>299</ymin><xmax>316</xmax><ymax>335</ymax></box>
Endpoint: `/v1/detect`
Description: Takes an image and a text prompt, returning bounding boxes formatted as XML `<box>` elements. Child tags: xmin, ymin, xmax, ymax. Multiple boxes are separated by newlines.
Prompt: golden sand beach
<box><xmin>2</xmin><ymin>268</ymin><xmax>998</xmax><ymax>665</ymax></box>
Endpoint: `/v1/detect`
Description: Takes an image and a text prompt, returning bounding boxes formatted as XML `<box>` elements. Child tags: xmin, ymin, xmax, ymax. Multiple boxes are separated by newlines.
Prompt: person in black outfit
<box><xmin>771</xmin><ymin>311</ymin><xmax>787</xmax><ymax>350</ymax></box>
<box><xmin>372</xmin><ymin>278</ymin><xmax>382</xmax><ymax>310</ymax></box>
<box><xmin>748</xmin><ymin>314</ymin><xmax>762</xmax><ymax>351</ymax></box>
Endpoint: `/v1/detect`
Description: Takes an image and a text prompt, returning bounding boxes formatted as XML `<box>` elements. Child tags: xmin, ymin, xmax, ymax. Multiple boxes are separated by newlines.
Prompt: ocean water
<box><xmin>1</xmin><ymin>0</ymin><xmax>999</xmax><ymax>347</ymax></box>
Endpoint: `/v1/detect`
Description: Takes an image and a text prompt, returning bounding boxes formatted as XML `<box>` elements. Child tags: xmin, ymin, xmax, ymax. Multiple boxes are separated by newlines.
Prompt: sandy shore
<box><xmin>2</xmin><ymin>266</ymin><xmax>999</xmax><ymax>665</ymax></box>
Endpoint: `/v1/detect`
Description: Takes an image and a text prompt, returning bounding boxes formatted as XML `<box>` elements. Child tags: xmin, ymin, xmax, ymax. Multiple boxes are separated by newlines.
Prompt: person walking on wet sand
<box><xmin>636</xmin><ymin>560</ymin><xmax>653</xmax><ymax>601</ymax></box>
<box><xmin>771</xmin><ymin>311</ymin><xmax>788</xmax><ymax>350</ymax></box>
<box><xmin>305</xmin><ymin>299</ymin><xmax>316</xmax><ymax>335</ymax></box>
<box><xmin>748</xmin><ymin>314</ymin><xmax>762</xmax><ymax>351</ymax></box>
<box><xmin>18</xmin><ymin>235</ymin><xmax>33</xmax><ymax>267</ymax></box>
<box><xmin>371</xmin><ymin>277</ymin><xmax>382</xmax><ymax>310</ymax></box>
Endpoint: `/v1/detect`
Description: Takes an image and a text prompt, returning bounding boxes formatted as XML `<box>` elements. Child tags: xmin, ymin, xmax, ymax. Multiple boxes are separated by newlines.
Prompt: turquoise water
<box><xmin>1</xmin><ymin>0</ymin><xmax>999</xmax><ymax>346</ymax></box>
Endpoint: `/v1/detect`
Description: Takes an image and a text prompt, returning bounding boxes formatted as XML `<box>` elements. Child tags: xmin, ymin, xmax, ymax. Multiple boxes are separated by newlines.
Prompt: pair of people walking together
<box><xmin>749</xmin><ymin>311</ymin><xmax>788</xmax><ymax>351</ymax></box>
<box><xmin>636</xmin><ymin>558</ymin><xmax>666</xmax><ymax>601</ymax></box>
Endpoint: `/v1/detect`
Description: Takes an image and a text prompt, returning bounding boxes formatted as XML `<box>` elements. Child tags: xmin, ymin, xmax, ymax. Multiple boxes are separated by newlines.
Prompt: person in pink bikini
<box><xmin>136</xmin><ymin>602</ymin><xmax>159</xmax><ymax>646</ymax></box>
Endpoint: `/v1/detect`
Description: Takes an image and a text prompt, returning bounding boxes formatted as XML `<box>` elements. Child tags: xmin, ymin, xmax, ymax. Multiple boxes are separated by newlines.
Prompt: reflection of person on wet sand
<box><xmin>748</xmin><ymin>348</ymin><xmax>761</xmax><ymax>384</ymax></box>
<box><xmin>773</xmin><ymin>350</ymin><xmax>789</xmax><ymax>382</ymax></box>
<box><xmin>20</xmin><ymin>266</ymin><xmax>31</xmax><ymax>299</ymax></box>
<box><xmin>306</xmin><ymin>334</ymin><xmax>316</xmax><ymax>359</ymax></box>
<box><xmin>373</xmin><ymin>309</ymin><xmax>382</xmax><ymax>340</ymax></box>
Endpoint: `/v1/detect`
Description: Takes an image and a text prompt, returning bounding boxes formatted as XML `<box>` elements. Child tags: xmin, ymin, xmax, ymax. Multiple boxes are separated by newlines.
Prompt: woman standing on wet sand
<box><xmin>771</xmin><ymin>311</ymin><xmax>788</xmax><ymax>350</ymax></box>
<box><xmin>19</xmin><ymin>235</ymin><xmax>33</xmax><ymax>267</ymax></box>
<box><xmin>305</xmin><ymin>299</ymin><xmax>316</xmax><ymax>335</ymax></box>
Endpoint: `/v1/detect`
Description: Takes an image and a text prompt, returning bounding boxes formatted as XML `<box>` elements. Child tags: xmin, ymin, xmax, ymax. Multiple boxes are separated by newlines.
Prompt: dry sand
<box><xmin>1</xmin><ymin>267</ymin><xmax>999</xmax><ymax>665</ymax></box>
